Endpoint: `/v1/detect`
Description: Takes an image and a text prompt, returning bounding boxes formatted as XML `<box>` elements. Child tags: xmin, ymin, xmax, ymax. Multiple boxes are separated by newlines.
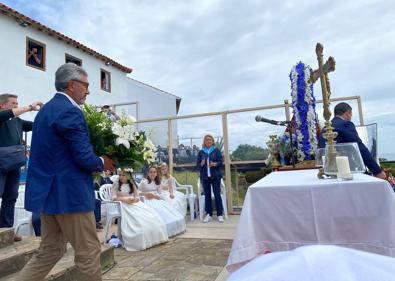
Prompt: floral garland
<box><xmin>289</xmin><ymin>62</ymin><xmax>319</xmax><ymax>161</ymax></box>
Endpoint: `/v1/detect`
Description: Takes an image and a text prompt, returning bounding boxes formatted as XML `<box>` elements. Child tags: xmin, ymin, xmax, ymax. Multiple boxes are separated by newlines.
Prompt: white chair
<box><xmin>197</xmin><ymin>179</ymin><xmax>228</xmax><ymax>221</ymax></box>
<box><xmin>174</xmin><ymin>179</ymin><xmax>197</xmax><ymax>220</ymax></box>
<box><xmin>99</xmin><ymin>184</ymin><xmax>122</xmax><ymax>244</ymax></box>
<box><xmin>13</xmin><ymin>188</ymin><xmax>34</xmax><ymax>236</ymax></box>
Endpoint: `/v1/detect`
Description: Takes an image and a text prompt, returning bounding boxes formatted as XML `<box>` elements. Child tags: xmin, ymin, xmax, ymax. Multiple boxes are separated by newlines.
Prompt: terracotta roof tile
<box><xmin>0</xmin><ymin>3</ymin><xmax>132</xmax><ymax>73</ymax></box>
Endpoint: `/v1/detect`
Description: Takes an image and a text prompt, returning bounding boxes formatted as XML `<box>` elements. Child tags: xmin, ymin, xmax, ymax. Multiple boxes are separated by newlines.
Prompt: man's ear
<box><xmin>66</xmin><ymin>80</ymin><xmax>74</xmax><ymax>92</ymax></box>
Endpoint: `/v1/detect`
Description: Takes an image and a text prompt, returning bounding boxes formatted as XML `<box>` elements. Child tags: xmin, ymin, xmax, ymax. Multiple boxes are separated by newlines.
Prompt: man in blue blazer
<box><xmin>318</xmin><ymin>102</ymin><xmax>387</xmax><ymax>181</ymax></box>
<box><xmin>18</xmin><ymin>63</ymin><xmax>114</xmax><ymax>281</ymax></box>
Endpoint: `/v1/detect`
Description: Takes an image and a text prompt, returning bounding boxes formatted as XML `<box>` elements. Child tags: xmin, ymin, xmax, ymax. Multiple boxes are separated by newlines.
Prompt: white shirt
<box><xmin>58</xmin><ymin>92</ymin><xmax>81</xmax><ymax>110</ymax></box>
<box><xmin>207</xmin><ymin>155</ymin><xmax>211</xmax><ymax>177</ymax></box>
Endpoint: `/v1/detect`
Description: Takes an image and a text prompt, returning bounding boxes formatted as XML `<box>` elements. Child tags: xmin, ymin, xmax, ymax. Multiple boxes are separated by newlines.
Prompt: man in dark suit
<box><xmin>0</xmin><ymin>94</ymin><xmax>42</xmax><ymax>241</ymax></box>
<box><xmin>18</xmin><ymin>63</ymin><xmax>114</xmax><ymax>281</ymax></box>
<box><xmin>318</xmin><ymin>102</ymin><xmax>387</xmax><ymax>181</ymax></box>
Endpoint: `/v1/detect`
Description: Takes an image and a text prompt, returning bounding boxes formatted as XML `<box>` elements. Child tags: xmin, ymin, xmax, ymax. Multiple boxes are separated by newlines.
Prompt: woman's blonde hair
<box><xmin>202</xmin><ymin>134</ymin><xmax>215</xmax><ymax>148</ymax></box>
<box><xmin>159</xmin><ymin>162</ymin><xmax>171</xmax><ymax>179</ymax></box>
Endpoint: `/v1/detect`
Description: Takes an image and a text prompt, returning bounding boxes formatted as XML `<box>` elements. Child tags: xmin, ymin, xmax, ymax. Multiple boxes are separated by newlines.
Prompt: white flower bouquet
<box><xmin>83</xmin><ymin>104</ymin><xmax>156</xmax><ymax>169</ymax></box>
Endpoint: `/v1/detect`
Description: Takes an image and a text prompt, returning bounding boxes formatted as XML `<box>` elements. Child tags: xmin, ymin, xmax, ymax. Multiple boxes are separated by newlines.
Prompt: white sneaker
<box><xmin>203</xmin><ymin>214</ymin><xmax>212</xmax><ymax>223</ymax></box>
<box><xmin>218</xmin><ymin>215</ymin><xmax>224</xmax><ymax>223</ymax></box>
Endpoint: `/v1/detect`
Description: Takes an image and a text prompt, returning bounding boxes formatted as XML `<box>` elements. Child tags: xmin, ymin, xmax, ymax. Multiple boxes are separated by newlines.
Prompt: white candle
<box><xmin>336</xmin><ymin>156</ymin><xmax>351</xmax><ymax>174</ymax></box>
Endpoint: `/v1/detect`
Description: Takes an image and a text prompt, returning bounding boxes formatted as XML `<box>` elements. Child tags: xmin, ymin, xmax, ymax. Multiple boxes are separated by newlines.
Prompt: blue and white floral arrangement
<box><xmin>289</xmin><ymin>62</ymin><xmax>319</xmax><ymax>161</ymax></box>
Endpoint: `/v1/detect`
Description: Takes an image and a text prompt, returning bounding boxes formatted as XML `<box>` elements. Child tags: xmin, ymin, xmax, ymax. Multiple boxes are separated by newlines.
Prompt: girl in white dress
<box><xmin>112</xmin><ymin>171</ymin><xmax>168</xmax><ymax>251</ymax></box>
<box><xmin>139</xmin><ymin>166</ymin><xmax>186</xmax><ymax>237</ymax></box>
<box><xmin>159</xmin><ymin>163</ymin><xmax>187</xmax><ymax>217</ymax></box>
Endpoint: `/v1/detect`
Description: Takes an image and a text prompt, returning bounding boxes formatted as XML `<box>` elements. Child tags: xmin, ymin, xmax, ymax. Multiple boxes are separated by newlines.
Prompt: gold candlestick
<box><xmin>267</xmin><ymin>135</ymin><xmax>281</xmax><ymax>169</ymax></box>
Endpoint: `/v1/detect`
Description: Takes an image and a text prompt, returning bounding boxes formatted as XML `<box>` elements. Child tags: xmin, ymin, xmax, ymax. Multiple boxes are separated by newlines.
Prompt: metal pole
<box><xmin>222</xmin><ymin>113</ymin><xmax>233</xmax><ymax>213</ymax></box>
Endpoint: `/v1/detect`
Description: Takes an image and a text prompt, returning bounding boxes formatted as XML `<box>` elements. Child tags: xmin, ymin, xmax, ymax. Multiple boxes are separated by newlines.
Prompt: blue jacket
<box><xmin>25</xmin><ymin>93</ymin><xmax>103</xmax><ymax>214</ymax></box>
<box><xmin>318</xmin><ymin>116</ymin><xmax>382</xmax><ymax>175</ymax></box>
<box><xmin>196</xmin><ymin>147</ymin><xmax>223</xmax><ymax>180</ymax></box>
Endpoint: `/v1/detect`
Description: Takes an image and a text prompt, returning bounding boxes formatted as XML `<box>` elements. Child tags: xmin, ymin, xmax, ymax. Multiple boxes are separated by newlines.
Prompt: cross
<box><xmin>314</xmin><ymin>42</ymin><xmax>338</xmax><ymax>178</ymax></box>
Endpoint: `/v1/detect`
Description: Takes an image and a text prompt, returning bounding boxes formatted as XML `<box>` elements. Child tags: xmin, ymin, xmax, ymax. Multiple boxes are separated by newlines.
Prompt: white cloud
<box><xmin>3</xmin><ymin>0</ymin><xmax>395</xmax><ymax>154</ymax></box>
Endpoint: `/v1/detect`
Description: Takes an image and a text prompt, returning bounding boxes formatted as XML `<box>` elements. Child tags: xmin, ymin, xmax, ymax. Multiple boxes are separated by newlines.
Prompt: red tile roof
<box><xmin>0</xmin><ymin>3</ymin><xmax>132</xmax><ymax>73</ymax></box>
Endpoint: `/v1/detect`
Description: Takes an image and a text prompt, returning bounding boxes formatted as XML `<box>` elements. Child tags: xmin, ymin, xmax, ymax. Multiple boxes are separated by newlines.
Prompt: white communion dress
<box><xmin>139</xmin><ymin>179</ymin><xmax>186</xmax><ymax>237</ymax></box>
<box><xmin>160</xmin><ymin>176</ymin><xmax>187</xmax><ymax>217</ymax></box>
<box><xmin>112</xmin><ymin>183</ymin><xmax>168</xmax><ymax>251</ymax></box>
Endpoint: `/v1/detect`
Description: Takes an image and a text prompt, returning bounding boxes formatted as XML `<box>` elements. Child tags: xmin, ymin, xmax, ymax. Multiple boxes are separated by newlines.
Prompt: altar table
<box><xmin>227</xmin><ymin>169</ymin><xmax>395</xmax><ymax>272</ymax></box>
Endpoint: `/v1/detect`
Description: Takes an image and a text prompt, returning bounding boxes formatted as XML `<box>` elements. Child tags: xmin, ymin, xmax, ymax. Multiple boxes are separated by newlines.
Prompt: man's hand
<box><xmin>209</xmin><ymin>162</ymin><xmax>217</xmax><ymax>167</ymax></box>
<box><xmin>200</xmin><ymin>158</ymin><xmax>206</xmax><ymax>167</ymax></box>
<box><xmin>31</xmin><ymin>101</ymin><xmax>43</xmax><ymax>111</ymax></box>
<box><xmin>102</xmin><ymin>155</ymin><xmax>115</xmax><ymax>171</ymax></box>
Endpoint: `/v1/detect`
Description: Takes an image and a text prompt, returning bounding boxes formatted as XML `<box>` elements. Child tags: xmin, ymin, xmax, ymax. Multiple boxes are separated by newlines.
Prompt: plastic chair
<box><xmin>174</xmin><ymin>179</ymin><xmax>197</xmax><ymax>220</ymax></box>
<box><xmin>13</xmin><ymin>188</ymin><xmax>34</xmax><ymax>236</ymax></box>
<box><xmin>197</xmin><ymin>179</ymin><xmax>228</xmax><ymax>221</ymax></box>
<box><xmin>356</xmin><ymin>123</ymin><xmax>379</xmax><ymax>163</ymax></box>
<box><xmin>99</xmin><ymin>184</ymin><xmax>122</xmax><ymax>244</ymax></box>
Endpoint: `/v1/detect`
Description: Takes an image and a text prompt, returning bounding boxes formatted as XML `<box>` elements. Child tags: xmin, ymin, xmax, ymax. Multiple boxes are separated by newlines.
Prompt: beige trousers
<box><xmin>18</xmin><ymin>211</ymin><xmax>102</xmax><ymax>281</ymax></box>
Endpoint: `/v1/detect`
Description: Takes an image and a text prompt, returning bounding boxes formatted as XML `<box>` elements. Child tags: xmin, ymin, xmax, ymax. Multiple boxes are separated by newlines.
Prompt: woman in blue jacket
<box><xmin>196</xmin><ymin>134</ymin><xmax>224</xmax><ymax>223</ymax></box>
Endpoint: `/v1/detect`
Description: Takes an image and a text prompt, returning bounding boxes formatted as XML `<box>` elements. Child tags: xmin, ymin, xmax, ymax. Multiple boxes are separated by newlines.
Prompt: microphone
<box><xmin>255</xmin><ymin>115</ymin><xmax>290</xmax><ymax>126</ymax></box>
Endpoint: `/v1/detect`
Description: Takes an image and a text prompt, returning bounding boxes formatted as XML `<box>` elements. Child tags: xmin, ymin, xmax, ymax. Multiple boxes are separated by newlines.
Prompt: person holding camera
<box><xmin>0</xmin><ymin>93</ymin><xmax>42</xmax><ymax>240</ymax></box>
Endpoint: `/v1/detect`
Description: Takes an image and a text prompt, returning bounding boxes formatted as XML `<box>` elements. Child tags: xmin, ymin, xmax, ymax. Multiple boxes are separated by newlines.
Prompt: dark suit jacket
<box><xmin>196</xmin><ymin>147</ymin><xmax>223</xmax><ymax>180</ymax></box>
<box><xmin>318</xmin><ymin>116</ymin><xmax>382</xmax><ymax>175</ymax></box>
<box><xmin>25</xmin><ymin>93</ymin><xmax>103</xmax><ymax>214</ymax></box>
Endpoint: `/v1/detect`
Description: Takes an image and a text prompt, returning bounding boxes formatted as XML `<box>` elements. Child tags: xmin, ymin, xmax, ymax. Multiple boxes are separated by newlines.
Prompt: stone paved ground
<box><xmin>103</xmin><ymin>238</ymin><xmax>232</xmax><ymax>281</ymax></box>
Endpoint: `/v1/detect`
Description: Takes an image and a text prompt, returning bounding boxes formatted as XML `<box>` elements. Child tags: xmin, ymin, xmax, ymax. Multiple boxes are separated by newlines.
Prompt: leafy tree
<box><xmin>231</xmin><ymin>144</ymin><xmax>269</xmax><ymax>161</ymax></box>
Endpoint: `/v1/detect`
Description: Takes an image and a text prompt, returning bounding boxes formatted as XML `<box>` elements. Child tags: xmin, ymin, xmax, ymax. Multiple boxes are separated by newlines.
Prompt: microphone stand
<box><xmin>286</xmin><ymin>122</ymin><xmax>296</xmax><ymax>168</ymax></box>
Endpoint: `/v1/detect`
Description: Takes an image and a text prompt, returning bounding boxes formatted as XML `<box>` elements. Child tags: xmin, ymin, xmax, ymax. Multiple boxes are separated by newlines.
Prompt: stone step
<box><xmin>0</xmin><ymin>241</ymin><xmax>114</xmax><ymax>281</ymax></box>
<box><xmin>0</xmin><ymin>236</ymin><xmax>40</xmax><ymax>278</ymax></box>
<box><xmin>0</xmin><ymin>228</ymin><xmax>14</xmax><ymax>249</ymax></box>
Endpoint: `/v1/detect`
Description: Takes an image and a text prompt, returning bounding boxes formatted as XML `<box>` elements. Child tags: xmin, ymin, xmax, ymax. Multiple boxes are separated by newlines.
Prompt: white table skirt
<box><xmin>227</xmin><ymin>169</ymin><xmax>395</xmax><ymax>272</ymax></box>
<box><xmin>228</xmin><ymin>245</ymin><xmax>395</xmax><ymax>281</ymax></box>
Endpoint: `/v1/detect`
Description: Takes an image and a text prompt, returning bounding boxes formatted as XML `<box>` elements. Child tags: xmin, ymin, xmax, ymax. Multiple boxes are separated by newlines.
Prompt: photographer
<box><xmin>0</xmin><ymin>93</ymin><xmax>42</xmax><ymax>240</ymax></box>
<box><xmin>101</xmin><ymin>105</ymin><xmax>120</xmax><ymax>122</ymax></box>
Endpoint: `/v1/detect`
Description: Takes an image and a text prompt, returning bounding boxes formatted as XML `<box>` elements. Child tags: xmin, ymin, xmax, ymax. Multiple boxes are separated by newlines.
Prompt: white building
<box><xmin>0</xmin><ymin>3</ymin><xmax>179</xmax><ymax>147</ymax></box>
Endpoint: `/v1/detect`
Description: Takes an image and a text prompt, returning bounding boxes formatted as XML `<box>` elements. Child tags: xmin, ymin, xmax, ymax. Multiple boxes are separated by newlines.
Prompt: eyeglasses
<box><xmin>71</xmin><ymin>79</ymin><xmax>89</xmax><ymax>89</ymax></box>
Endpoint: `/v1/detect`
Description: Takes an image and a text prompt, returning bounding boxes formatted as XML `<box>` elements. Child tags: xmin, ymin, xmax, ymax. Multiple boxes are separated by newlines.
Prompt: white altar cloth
<box><xmin>228</xmin><ymin>245</ymin><xmax>395</xmax><ymax>281</ymax></box>
<box><xmin>227</xmin><ymin>169</ymin><xmax>395</xmax><ymax>272</ymax></box>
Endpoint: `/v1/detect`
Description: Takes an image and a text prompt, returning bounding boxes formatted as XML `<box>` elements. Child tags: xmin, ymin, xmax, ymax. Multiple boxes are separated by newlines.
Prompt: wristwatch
<box><xmin>28</xmin><ymin>104</ymin><xmax>34</xmax><ymax>111</ymax></box>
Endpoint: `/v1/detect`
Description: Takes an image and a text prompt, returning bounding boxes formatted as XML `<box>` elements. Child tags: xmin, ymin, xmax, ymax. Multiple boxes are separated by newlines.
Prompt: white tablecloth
<box><xmin>227</xmin><ymin>169</ymin><xmax>395</xmax><ymax>272</ymax></box>
<box><xmin>228</xmin><ymin>245</ymin><xmax>395</xmax><ymax>281</ymax></box>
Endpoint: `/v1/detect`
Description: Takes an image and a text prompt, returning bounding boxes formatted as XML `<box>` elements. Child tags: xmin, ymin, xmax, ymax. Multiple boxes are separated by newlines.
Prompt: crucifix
<box><xmin>313</xmin><ymin>42</ymin><xmax>338</xmax><ymax>177</ymax></box>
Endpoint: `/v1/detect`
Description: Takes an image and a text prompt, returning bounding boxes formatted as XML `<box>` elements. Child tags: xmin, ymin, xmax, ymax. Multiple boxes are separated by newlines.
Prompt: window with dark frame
<box><xmin>65</xmin><ymin>54</ymin><xmax>82</xmax><ymax>66</ymax></box>
<box><xmin>26</xmin><ymin>37</ymin><xmax>46</xmax><ymax>71</ymax></box>
<box><xmin>100</xmin><ymin>69</ymin><xmax>111</xmax><ymax>92</ymax></box>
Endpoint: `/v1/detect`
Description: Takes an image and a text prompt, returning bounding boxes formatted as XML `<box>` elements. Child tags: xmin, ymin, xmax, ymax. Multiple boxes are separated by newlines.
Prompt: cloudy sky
<box><xmin>3</xmin><ymin>0</ymin><xmax>395</xmax><ymax>157</ymax></box>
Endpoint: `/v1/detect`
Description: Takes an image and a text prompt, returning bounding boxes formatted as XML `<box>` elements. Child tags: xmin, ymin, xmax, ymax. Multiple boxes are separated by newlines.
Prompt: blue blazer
<box><xmin>25</xmin><ymin>93</ymin><xmax>103</xmax><ymax>214</ymax></box>
<box><xmin>196</xmin><ymin>147</ymin><xmax>223</xmax><ymax>180</ymax></box>
<box><xmin>318</xmin><ymin>116</ymin><xmax>382</xmax><ymax>175</ymax></box>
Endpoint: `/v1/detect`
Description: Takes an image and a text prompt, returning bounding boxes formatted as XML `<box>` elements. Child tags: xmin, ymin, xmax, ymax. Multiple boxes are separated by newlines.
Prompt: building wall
<box><xmin>0</xmin><ymin>14</ymin><xmax>179</xmax><ymax>148</ymax></box>
<box><xmin>0</xmin><ymin>14</ymin><xmax>127</xmax><ymax>122</ymax></box>
<box><xmin>127</xmin><ymin>79</ymin><xmax>178</xmax><ymax>147</ymax></box>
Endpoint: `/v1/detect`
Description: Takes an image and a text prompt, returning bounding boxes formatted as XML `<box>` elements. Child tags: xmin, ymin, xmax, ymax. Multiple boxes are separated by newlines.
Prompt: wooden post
<box><xmin>284</xmin><ymin>99</ymin><xmax>291</xmax><ymax>121</ymax></box>
<box><xmin>235</xmin><ymin>165</ymin><xmax>240</xmax><ymax>207</ymax></box>
<box><xmin>357</xmin><ymin>96</ymin><xmax>364</xmax><ymax>125</ymax></box>
<box><xmin>168</xmin><ymin>119</ymin><xmax>174</xmax><ymax>173</ymax></box>
<box><xmin>222</xmin><ymin>113</ymin><xmax>233</xmax><ymax>213</ymax></box>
